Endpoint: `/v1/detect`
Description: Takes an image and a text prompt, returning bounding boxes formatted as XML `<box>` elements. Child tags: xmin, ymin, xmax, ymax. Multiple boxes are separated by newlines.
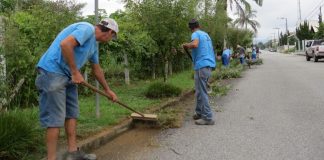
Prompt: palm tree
<box><xmin>233</xmin><ymin>10</ymin><xmax>260</xmax><ymax>33</ymax></box>
<box><xmin>223</xmin><ymin>0</ymin><xmax>262</xmax><ymax>13</ymax></box>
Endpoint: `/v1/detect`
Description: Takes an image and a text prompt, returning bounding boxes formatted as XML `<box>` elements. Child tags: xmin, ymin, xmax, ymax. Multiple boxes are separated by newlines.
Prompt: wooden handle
<box><xmin>81</xmin><ymin>82</ymin><xmax>145</xmax><ymax>117</ymax></box>
<box><xmin>184</xmin><ymin>48</ymin><xmax>193</xmax><ymax>61</ymax></box>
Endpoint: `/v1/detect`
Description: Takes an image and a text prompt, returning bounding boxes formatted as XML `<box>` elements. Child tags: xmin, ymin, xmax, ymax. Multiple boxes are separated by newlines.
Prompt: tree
<box><xmin>3</xmin><ymin>0</ymin><xmax>84</xmax><ymax>107</ymax></box>
<box><xmin>125</xmin><ymin>0</ymin><xmax>196</xmax><ymax>82</ymax></box>
<box><xmin>207</xmin><ymin>0</ymin><xmax>263</xmax><ymax>15</ymax></box>
<box><xmin>315</xmin><ymin>22</ymin><xmax>324</xmax><ymax>39</ymax></box>
<box><xmin>227</xmin><ymin>27</ymin><xmax>253</xmax><ymax>54</ymax></box>
<box><xmin>233</xmin><ymin>10</ymin><xmax>260</xmax><ymax>33</ymax></box>
<box><xmin>296</xmin><ymin>21</ymin><xmax>315</xmax><ymax>41</ymax></box>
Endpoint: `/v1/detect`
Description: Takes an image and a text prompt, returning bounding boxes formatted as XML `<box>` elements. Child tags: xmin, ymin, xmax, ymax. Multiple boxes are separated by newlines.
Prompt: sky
<box><xmin>77</xmin><ymin>0</ymin><xmax>323</xmax><ymax>43</ymax></box>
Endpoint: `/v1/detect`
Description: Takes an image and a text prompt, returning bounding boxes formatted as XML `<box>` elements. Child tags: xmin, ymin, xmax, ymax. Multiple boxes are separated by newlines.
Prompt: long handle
<box><xmin>81</xmin><ymin>82</ymin><xmax>145</xmax><ymax>117</ymax></box>
<box><xmin>184</xmin><ymin>48</ymin><xmax>193</xmax><ymax>61</ymax></box>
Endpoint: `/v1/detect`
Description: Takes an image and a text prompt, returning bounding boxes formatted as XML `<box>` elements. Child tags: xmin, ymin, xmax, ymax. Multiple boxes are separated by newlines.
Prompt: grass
<box><xmin>77</xmin><ymin>70</ymin><xmax>194</xmax><ymax>138</ymax></box>
<box><xmin>210</xmin><ymin>83</ymin><xmax>232</xmax><ymax>97</ymax></box>
<box><xmin>2</xmin><ymin>59</ymin><xmax>251</xmax><ymax>159</ymax></box>
<box><xmin>0</xmin><ymin>109</ymin><xmax>44</xmax><ymax>160</ymax></box>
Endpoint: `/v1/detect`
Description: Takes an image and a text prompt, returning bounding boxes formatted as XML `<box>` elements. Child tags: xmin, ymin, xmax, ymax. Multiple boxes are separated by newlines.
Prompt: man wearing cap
<box><xmin>35</xmin><ymin>18</ymin><xmax>119</xmax><ymax>160</ymax></box>
<box><xmin>182</xmin><ymin>19</ymin><xmax>216</xmax><ymax>125</ymax></box>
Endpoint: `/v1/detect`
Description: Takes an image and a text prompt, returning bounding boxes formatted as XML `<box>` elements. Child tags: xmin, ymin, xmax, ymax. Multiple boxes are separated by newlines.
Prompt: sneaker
<box><xmin>63</xmin><ymin>148</ymin><xmax>97</xmax><ymax>160</ymax></box>
<box><xmin>193</xmin><ymin>114</ymin><xmax>201</xmax><ymax>120</ymax></box>
<box><xmin>195</xmin><ymin>119</ymin><xmax>215</xmax><ymax>125</ymax></box>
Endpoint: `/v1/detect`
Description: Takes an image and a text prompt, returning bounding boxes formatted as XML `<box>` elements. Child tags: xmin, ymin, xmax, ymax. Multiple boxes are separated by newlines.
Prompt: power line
<box><xmin>304</xmin><ymin>0</ymin><xmax>324</xmax><ymax>20</ymax></box>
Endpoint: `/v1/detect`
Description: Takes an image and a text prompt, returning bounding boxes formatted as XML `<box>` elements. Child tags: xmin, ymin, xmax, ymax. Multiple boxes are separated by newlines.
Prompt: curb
<box><xmin>77</xmin><ymin>89</ymin><xmax>194</xmax><ymax>153</ymax></box>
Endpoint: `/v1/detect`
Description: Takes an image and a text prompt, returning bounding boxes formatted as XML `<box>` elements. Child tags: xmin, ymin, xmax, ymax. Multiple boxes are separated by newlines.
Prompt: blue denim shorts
<box><xmin>35</xmin><ymin>68</ymin><xmax>79</xmax><ymax>128</ymax></box>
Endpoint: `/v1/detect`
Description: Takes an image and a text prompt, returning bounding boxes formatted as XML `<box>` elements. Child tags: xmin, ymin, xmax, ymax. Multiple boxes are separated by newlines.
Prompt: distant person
<box><xmin>183</xmin><ymin>19</ymin><xmax>216</xmax><ymax>125</ymax></box>
<box><xmin>256</xmin><ymin>46</ymin><xmax>260</xmax><ymax>58</ymax></box>
<box><xmin>252</xmin><ymin>47</ymin><xmax>257</xmax><ymax>61</ymax></box>
<box><xmin>237</xmin><ymin>45</ymin><xmax>245</xmax><ymax>64</ymax></box>
<box><xmin>35</xmin><ymin>18</ymin><xmax>119</xmax><ymax>160</ymax></box>
<box><xmin>222</xmin><ymin>47</ymin><xmax>231</xmax><ymax>67</ymax></box>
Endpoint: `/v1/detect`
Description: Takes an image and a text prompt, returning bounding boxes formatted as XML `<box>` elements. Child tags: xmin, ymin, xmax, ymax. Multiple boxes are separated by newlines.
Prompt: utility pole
<box><xmin>273</xmin><ymin>27</ymin><xmax>280</xmax><ymax>46</ymax></box>
<box><xmin>319</xmin><ymin>7</ymin><xmax>322</xmax><ymax>24</ymax></box>
<box><xmin>95</xmin><ymin>0</ymin><xmax>100</xmax><ymax>118</ymax></box>
<box><xmin>280</xmin><ymin>17</ymin><xmax>288</xmax><ymax>34</ymax></box>
<box><xmin>297</xmin><ymin>0</ymin><xmax>302</xmax><ymax>24</ymax></box>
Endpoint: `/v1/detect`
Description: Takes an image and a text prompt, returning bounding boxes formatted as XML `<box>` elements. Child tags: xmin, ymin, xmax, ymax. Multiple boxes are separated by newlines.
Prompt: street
<box><xmin>93</xmin><ymin>52</ymin><xmax>324</xmax><ymax>160</ymax></box>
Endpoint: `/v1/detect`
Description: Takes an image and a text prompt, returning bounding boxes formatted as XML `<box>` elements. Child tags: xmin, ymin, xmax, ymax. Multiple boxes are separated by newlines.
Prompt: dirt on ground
<box><xmin>93</xmin><ymin>94</ymin><xmax>196</xmax><ymax>159</ymax></box>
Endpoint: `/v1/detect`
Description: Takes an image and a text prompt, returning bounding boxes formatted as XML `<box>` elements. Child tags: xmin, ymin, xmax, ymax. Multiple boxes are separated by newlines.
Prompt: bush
<box><xmin>0</xmin><ymin>109</ymin><xmax>42</xmax><ymax>160</ymax></box>
<box><xmin>212</xmin><ymin>66</ymin><xmax>243</xmax><ymax>80</ymax></box>
<box><xmin>145</xmin><ymin>82</ymin><xmax>182</xmax><ymax>98</ymax></box>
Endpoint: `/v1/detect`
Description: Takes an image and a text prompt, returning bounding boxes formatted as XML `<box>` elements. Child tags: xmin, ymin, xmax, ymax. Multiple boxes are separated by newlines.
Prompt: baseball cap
<box><xmin>99</xmin><ymin>18</ymin><xmax>119</xmax><ymax>39</ymax></box>
<box><xmin>189</xmin><ymin>19</ymin><xmax>199</xmax><ymax>29</ymax></box>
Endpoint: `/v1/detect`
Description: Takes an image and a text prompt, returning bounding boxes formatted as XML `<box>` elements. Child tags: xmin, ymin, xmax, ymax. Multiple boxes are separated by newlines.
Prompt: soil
<box><xmin>92</xmin><ymin>94</ymin><xmax>196</xmax><ymax>160</ymax></box>
<box><xmin>90</xmin><ymin>79</ymin><xmax>234</xmax><ymax>160</ymax></box>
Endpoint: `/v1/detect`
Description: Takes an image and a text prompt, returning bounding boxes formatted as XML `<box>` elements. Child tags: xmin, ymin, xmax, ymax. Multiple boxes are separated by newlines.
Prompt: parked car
<box><xmin>305</xmin><ymin>39</ymin><xmax>324</xmax><ymax>62</ymax></box>
<box><xmin>269</xmin><ymin>48</ymin><xmax>277</xmax><ymax>52</ymax></box>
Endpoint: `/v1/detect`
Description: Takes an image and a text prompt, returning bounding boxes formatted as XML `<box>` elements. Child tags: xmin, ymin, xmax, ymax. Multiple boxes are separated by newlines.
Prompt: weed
<box><xmin>145</xmin><ymin>82</ymin><xmax>182</xmax><ymax>98</ymax></box>
<box><xmin>0</xmin><ymin>109</ymin><xmax>43</xmax><ymax>160</ymax></box>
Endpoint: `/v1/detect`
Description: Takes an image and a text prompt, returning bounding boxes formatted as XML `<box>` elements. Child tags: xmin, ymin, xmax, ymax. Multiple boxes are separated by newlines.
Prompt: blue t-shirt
<box><xmin>191</xmin><ymin>30</ymin><xmax>216</xmax><ymax>70</ymax></box>
<box><xmin>37</xmin><ymin>22</ymin><xmax>98</xmax><ymax>76</ymax></box>
<box><xmin>222</xmin><ymin>49</ymin><xmax>231</xmax><ymax>57</ymax></box>
<box><xmin>252</xmin><ymin>49</ymin><xmax>257</xmax><ymax>55</ymax></box>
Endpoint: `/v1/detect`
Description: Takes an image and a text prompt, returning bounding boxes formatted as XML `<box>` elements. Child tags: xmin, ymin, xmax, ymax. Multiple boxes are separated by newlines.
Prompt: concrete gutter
<box><xmin>41</xmin><ymin>90</ymin><xmax>194</xmax><ymax>159</ymax></box>
<box><xmin>293</xmin><ymin>51</ymin><xmax>305</xmax><ymax>56</ymax></box>
<box><xmin>78</xmin><ymin>89</ymin><xmax>194</xmax><ymax>153</ymax></box>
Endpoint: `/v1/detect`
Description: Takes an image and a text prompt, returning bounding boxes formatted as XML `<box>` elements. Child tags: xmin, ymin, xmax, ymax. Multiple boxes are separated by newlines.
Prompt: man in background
<box><xmin>183</xmin><ymin>19</ymin><xmax>216</xmax><ymax>125</ymax></box>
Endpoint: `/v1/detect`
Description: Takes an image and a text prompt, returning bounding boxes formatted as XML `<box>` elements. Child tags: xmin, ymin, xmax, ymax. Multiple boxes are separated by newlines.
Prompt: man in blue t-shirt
<box><xmin>252</xmin><ymin>47</ymin><xmax>257</xmax><ymax>61</ymax></box>
<box><xmin>183</xmin><ymin>19</ymin><xmax>216</xmax><ymax>125</ymax></box>
<box><xmin>237</xmin><ymin>45</ymin><xmax>245</xmax><ymax>64</ymax></box>
<box><xmin>222</xmin><ymin>47</ymin><xmax>231</xmax><ymax>67</ymax></box>
<box><xmin>35</xmin><ymin>18</ymin><xmax>118</xmax><ymax>160</ymax></box>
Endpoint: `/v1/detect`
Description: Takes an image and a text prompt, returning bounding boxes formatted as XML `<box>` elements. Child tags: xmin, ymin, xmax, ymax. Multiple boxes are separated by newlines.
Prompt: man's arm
<box><xmin>91</xmin><ymin>63</ymin><xmax>117</xmax><ymax>101</ymax></box>
<box><xmin>60</xmin><ymin>36</ymin><xmax>84</xmax><ymax>84</ymax></box>
<box><xmin>183</xmin><ymin>39</ymin><xmax>199</xmax><ymax>49</ymax></box>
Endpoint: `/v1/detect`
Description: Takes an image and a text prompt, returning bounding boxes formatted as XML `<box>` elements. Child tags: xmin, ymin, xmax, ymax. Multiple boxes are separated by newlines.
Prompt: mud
<box><xmin>93</xmin><ymin>94</ymin><xmax>196</xmax><ymax>160</ymax></box>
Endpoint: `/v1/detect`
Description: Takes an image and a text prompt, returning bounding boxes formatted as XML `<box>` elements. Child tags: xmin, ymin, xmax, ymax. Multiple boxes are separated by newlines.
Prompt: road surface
<box><xmin>94</xmin><ymin>52</ymin><xmax>324</xmax><ymax>160</ymax></box>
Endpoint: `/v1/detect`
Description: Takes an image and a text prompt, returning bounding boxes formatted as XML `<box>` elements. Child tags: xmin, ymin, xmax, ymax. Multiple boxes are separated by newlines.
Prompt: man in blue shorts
<box><xmin>183</xmin><ymin>19</ymin><xmax>216</xmax><ymax>125</ymax></box>
<box><xmin>35</xmin><ymin>18</ymin><xmax>118</xmax><ymax>160</ymax></box>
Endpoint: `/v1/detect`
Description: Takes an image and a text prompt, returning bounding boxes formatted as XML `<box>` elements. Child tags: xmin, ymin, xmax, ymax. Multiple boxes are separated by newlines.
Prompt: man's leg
<box><xmin>194</xmin><ymin>70</ymin><xmax>202</xmax><ymax>117</ymax></box>
<box><xmin>195</xmin><ymin>67</ymin><xmax>213</xmax><ymax>121</ymax></box>
<box><xmin>222</xmin><ymin>56</ymin><xmax>226</xmax><ymax>66</ymax></box>
<box><xmin>65</xmin><ymin>118</ymin><xmax>77</xmax><ymax>152</ymax></box>
<box><xmin>65</xmin><ymin>83</ymin><xmax>79</xmax><ymax>152</ymax></box>
<box><xmin>35</xmin><ymin>68</ymin><xmax>69</xmax><ymax>160</ymax></box>
<box><xmin>47</xmin><ymin>128</ymin><xmax>60</xmax><ymax>160</ymax></box>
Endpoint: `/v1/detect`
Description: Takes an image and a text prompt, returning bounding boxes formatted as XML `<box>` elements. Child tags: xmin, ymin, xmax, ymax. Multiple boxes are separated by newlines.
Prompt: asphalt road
<box><xmin>96</xmin><ymin>52</ymin><xmax>324</xmax><ymax>160</ymax></box>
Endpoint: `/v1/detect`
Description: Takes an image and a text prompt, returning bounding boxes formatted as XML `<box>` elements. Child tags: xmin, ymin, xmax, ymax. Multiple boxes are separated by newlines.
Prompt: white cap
<box><xmin>99</xmin><ymin>18</ymin><xmax>119</xmax><ymax>39</ymax></box>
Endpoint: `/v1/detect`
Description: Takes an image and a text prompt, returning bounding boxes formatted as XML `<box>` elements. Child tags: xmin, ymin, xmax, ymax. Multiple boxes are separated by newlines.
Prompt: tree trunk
<box><xmin>0</xmin><ymin>78</ymin><xmax>24</xmax><ymax>111</ymax></box>
<box><xmin>124</xmin><ymin>53</ymin><xmax>130</xmax><ymax>85</ymax></box>
<box><xmin>164</xmin><ymin>60</ymin><xmax>168</xmax><ymax>82</ymax></box>
<box><xmin>168</xmin><ymin>61</ymin><xmax>172</xmax><ymax>76</ymax></box>
<box><xmin>152</xmin><ymin>54</ymin><xmax>156</xmax><ymax>79</ymax></box>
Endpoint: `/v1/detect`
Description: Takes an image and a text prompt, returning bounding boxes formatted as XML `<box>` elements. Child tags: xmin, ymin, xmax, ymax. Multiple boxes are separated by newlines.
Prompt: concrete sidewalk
<box><xmin>293</xmin><ymin>51</ymin><xmax>305</xmax><ymax>56</ymax></box>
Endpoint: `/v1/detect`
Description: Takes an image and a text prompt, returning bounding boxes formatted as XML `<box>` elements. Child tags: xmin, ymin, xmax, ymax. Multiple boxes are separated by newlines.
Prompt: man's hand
<box><xmin>182</xmin><ymin>43</ymin><xmax>189</xmax><ymax>49</ymax></box>
<box><xmin>105</xmin><ymin>89</ymin><xmax>118</xmax><ymax>102</ymax></box>
<box><xmin>71</xmin><ymin>71</ymin><xmax>84</xmax><ymax>84</ymax></box>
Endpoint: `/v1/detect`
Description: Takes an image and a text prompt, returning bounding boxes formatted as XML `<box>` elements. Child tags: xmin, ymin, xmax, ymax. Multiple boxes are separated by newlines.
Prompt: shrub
<box><xmin>145</xmin><ymin>82</ymin><xmax>182</xmax><ymax>98</ymax></box>
<box><xmin>0</xmin><ymin>109</ymin><xmax>42</xmax><ymax>160</ymax></box>
<box><xmin>212</xmin><ymin>66</ymin><xmax>243</xmax><ymax>80</ymax></box>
